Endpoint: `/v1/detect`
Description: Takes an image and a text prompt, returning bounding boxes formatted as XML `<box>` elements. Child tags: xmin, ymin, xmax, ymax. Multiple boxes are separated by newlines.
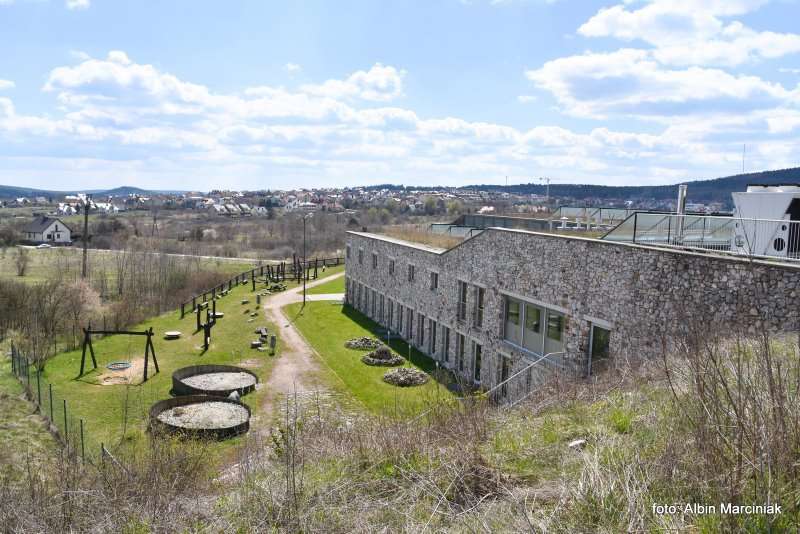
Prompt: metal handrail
<box><xmin>483</xmin><ymin>350</ymin><xmax>565</xmax><ymax>405</ymax></box>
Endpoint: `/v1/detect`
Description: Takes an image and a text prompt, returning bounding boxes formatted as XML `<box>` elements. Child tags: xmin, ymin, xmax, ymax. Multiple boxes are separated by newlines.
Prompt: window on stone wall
<box><xmin>457</xmin><ymin>281</ymin><xmax>468</xmax><ymax>321</ymax></box>
<box><xmin>430</xmin><ymin>271</ymin><xmax>438</xmax><ymax>291</ymax></box>
<box><xmin>418</xmin><ymin>314</ymin><xmax>425</xmax><ymax>347</ymax></box>
<box><xmin>372</xmin><ymin>253</ymin><xmax>378</xmax><ymax>269</ymax></box>
<box><xmin>346</xmin><ymin>244</ymin><xmax>351</xmax><ymax>259</ymax></box>
<box><xmin>443</xmin><ymin>326</ymin><xmax>450</xmax><ymax>362</ymax></box>
<box><xmin>429</xmin><ymin>318</ymin><xmax>437</xmax><ymax>356</ymax></box>
<box><xmin>408</xmin><ymin>264</ymin><xmax>415</xmax><ymax>282</ymax></box>
<box><xmin>358</xmin><ymin>249</ymin><xmax>363</xmax><ymax>265</ymax></box>
<box><xmin>407</xmin><ymin>308</ymin><xmax>414</xmax><ymax>340</ymax></box>
<box><xmin>474</xmin><ymin>286</ymin><xmax>485</xmax><ymax>327</ymax></box>
<box><xmin>457</xmin><ymin>333</ymin><xmax>466</xmax><ymax>372</ymax></box>
<box><xmin>389</xmin><ymin>259</ymin><xmax>395</xmax><ymax>275</ymax></box>
<box><xmin>398</xmin><ymin>305</ymin><xmax>404</xmax><ymax>335</ymax></box>
<box><xmin>504</xmin><ymin>297</ymin><xmax>521</xmax><ymax>345</ymax></box>
<box><xmin>387</xmin><ymin>299</ymin><xmax>394</xmax><ymax>329</ymax></box>
<box><xmin>473</xmin><ymin>343</ymin><xmax>482</xmax><ymax>383</ymax></box>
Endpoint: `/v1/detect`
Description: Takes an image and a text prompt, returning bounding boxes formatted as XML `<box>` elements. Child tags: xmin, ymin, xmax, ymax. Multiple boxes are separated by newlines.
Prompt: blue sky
<box><xmin>1</xmin><ymin>0</ymin><xmax>799</xmax><ymax>191</ymax></box>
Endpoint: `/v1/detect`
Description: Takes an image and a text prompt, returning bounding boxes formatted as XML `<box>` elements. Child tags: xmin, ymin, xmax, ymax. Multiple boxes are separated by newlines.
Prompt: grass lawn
<box><xmin>306</xmin><ymin>273</ymin><xmax>345</xmax><ymax>295</ymax></box>
<box><xmin>0</xmin><ymin>358</ymin><xmax>59</xmax><ymax>483</ymax></box>
<box><xmin>284</xmin><ymin>301</ymin><xmax>455</xmax><ymax>415</ymax></box>
<box><xmin>34</xmin><ymin>280</ymin><xmax>288</xmax><ymax>459</ymax></box>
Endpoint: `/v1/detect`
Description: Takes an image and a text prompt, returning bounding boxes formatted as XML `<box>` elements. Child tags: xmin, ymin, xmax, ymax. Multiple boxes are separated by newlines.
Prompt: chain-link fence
<box><xmin>9</xmin><ymin>343</ymin><xmax>110</xmax><ymax>464</ymax></box>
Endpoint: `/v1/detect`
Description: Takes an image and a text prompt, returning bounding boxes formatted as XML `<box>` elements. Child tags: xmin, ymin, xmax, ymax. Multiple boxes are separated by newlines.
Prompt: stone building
<box><xmin>344</xmin><ymin>228</ymin><xmax>800</xmax><ymax>397</ymax></box>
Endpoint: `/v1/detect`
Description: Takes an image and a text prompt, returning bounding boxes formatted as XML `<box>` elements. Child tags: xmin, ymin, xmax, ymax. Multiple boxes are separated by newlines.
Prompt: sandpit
<box><xmin>157</xmin><ymin>402</ymin><xmax>249</xmax><ymax>429</ymax></box>
<box><xmin>149</xmin><ymin>395</ymin><xmax>251</xmax><ymax>439</ymax></box>
<box><xmin>182</xmin><ymin>372</ymin><xmax>257</xmax><ymax>392</ymax></box>
<box><xmin>96</xmin><ymin>358</ymin><xmax>145</xmax><ymax>386</ymax></box>
<box><xmin>172</xmin><ymin>364</ymin><xmax>259</xmax><ymax>397</ymax></box>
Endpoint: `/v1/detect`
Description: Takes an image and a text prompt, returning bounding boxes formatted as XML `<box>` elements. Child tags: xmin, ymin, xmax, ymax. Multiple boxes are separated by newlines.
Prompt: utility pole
<box><xmin>81</xmin><ymin>195</ymin><xmax>90</xmax><ymax>279</ymax></box>
<box><xmin>302</xmin><ymin>213</ymin><xmax>313</xmax><ymax>308</ymax></box>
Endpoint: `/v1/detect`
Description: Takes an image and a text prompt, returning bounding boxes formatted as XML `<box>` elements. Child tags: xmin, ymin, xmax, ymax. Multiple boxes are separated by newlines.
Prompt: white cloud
<box><xmin>526</xmin><ymin>48</ymin><xmax>799</xmax><ymax>119</ymax></box>
<box><xmin>578</xmin><ymin>0</ymin><xmax>800</xmax><ymax>67</ymax></box>
<box><xmin>285</xmin><ymin>63</ymin><xmax>302</xmax><ymax>73</ymax></box>
<box><xmin>301</xmin><ymin>63</ymin><xmax>405</xmax><ymax>102</ymax></box>
<box><xmin>66</xmin><ymin>0</ymin><xmax>90</xmax><ymax>10</ymax></box>
<box><xmin>0</xmin><ymin>80</ymin><xmax>14</xmax><ymax>90</ymax></box>
<box><xmin>1</xmin><ymin>49</ymin><xmax>797</xmax><ymax>190</ymax></box>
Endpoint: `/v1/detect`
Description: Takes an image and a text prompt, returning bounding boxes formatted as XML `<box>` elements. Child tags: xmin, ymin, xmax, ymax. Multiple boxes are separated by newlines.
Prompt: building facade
<box><xmin>23</xmin><ymin>216</ymin><xmax>72</xmax><ymax>244</ymax></box>
<box><xmin>344</xmin><ymin>229</ymin><xmax>800</xmax><ymax>395</ymax></box>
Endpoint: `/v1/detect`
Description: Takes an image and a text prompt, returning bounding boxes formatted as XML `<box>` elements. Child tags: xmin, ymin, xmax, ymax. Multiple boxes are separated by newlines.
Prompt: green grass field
<box><xmin>285</xmin><ymin>301</ymin><xmax>454</xmax><ymax>414</ymax></box>
<box><xmin>306</xmin><ymin>273</ymin><xmax>345</xmax><ymax>295</ymax></box>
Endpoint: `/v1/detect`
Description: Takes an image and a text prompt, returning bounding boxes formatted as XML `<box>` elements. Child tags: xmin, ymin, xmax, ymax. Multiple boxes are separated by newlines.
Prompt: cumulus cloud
<box><xmin>301</xmin><ymin>63</ymin><xmax>405</xmax><ymax>102</ymax></box>
<box><xmin>0</xmin><ymin>80</ymin><xmax>14</xmax><ymax>90</ymax></box>
<box><xmin>66</xmin><ymin>0</ymin><xmax>90</xmax><ymax>10</ymax></box>
<box><xmin>1</xmin><ymin>50</ymin><xmax>796</xmax><ymax>189</ymax></box>
<box><xmin>285</xmin><ymin>63</ymin><xmax>302</xmax><ymax>73</ymax></box>
<box><xmin>578</xmin><ymin>0</ymin><xmax>800</xmax><ymax>67</ymax></box>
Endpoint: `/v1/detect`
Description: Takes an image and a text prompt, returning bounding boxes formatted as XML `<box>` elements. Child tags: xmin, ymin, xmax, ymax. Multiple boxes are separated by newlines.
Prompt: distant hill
<box><xmin>467</xmin><ymin>167</ymin><xmax>800</xmax><ymax>206</ymax></box>
<box><xmin>0</xmin><ymin>184</ymin><xmax>185</xmax><ymax>199</ymax></box>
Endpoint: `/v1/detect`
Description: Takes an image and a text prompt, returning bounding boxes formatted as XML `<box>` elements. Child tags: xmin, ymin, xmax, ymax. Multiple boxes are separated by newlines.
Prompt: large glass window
<box><xmin>591</xmin><ymin>325</ymin><xmax>610</xmax><ymax>360</ymax></box>
<box><xmin>504</xmin><ymin>298</ymin><xmax>521</xmax><ymax>344</ymax></box>
<box><xmin>545</xmin><ymin>311</ymin><xmax>565</xmax><ymax>356</ymax></box>
<box><xmin>522</xmin><ymin>304</ymin><xmax>543</xmax><ymax>353</ymax></box>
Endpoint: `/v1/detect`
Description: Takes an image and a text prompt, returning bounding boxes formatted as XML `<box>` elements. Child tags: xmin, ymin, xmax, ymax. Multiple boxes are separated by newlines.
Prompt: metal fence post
<box><xmin>63</xmin><ymin>399</ymin><xmax>68</xmax><ymax>445</ymax></box>
<box><xmin>49</xmin><ymin>383</ymin><xmax>53</xmax><ymax>422</ymax></box>
<box><xmin>80</xmin><ymin>419</ymin><xmax>85</xmax><ymax>462</ymax></box>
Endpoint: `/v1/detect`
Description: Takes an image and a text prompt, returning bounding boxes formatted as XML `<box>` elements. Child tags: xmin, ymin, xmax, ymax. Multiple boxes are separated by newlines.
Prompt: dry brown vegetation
<box><xmin>2</xmin><ymin>331</ymin><xmax>798</xmax><ymax>532</ymax></box>
<box><xmin>381</xmin><ymin>224</ymin><xmax>465</xmax><ymax>250</ymax></box>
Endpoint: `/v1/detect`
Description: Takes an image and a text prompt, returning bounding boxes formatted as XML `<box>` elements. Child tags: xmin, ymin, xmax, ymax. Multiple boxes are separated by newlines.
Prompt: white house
<box><xmin>23</xmin><ymin>216</ymin><xmax>72</xmax><ymax>244</ymax></box>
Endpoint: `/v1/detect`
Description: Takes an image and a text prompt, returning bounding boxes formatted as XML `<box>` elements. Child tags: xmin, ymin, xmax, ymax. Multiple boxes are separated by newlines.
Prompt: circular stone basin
<box><xmin>164</xmin><ymin>331</ymin><xmax>182</xmax><ymax>340</ymax></box>
<box><xmin>106</xmin><ymin>361</ymin><xmax>131</xmax><ymax>371</ymax></box>
<box><xmin>149</xmin><ymin>395</ymin><xmax>250</xmax><ymax>439</ymax></box>
<box><xmin>172</xmin><ymin>364</ymin><xmax>259</xmax><ymax>397</ymax></box>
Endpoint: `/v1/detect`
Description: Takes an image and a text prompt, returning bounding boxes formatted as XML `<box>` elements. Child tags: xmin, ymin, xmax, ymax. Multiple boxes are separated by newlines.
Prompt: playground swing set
<box><xmin>78</xmin><ymin>324</ymin><xmax>160</xmax><ymax>383</ymax></box>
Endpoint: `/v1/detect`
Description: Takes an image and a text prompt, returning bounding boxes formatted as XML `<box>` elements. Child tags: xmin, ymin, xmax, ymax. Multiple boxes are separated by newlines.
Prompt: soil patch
<box><xmin>96</xmin><ymin>357</ymin><xmax>145</xmax><ymax>386</ymax></box>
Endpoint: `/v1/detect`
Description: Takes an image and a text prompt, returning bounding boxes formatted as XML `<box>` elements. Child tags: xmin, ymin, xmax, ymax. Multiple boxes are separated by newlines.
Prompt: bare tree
<box><xmin>14</xmin><ymin>247</ymin><xmax>30</xmax><ymax>277</ymax></box>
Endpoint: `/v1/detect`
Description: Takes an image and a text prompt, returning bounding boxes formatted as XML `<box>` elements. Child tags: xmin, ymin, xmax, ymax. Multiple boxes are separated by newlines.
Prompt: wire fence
<box><xmin>9</xmin><ymin>343</ymin><xmax>110</xmax><ymax>464</ymax></box>
<box><xmin>179</xmin><ymin>255</ymin><xmax>343</xmax><ymax>318</ymax></box>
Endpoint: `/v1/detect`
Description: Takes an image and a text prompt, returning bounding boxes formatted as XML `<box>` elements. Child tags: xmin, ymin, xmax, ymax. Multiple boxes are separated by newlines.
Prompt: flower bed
<box><xmin>344</xmin><ymin>336</ymin><xmax>382</xmax><ymax>351</ymax></box>
<box><xmin>361</xmin><ymin>345</ymin><xmax>404</xmax><ymax>366</ymax></box>
<box><xmin>383</xmin><ymin>368</ymin><xmax>429</xmax><ymax>387</ymax></box>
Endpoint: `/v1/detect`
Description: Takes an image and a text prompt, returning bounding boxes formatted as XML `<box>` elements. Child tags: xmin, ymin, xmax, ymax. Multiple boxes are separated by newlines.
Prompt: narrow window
<box><xmin>358</xmin><ymin>249</ymin><xmax>363</xmax><ymax>265</ymax></box>
<box><xmin>429</xmin><ymin>319</ymin><xmax>437</xmax><ymax>355</ymax></box>
<box><xmin>408</xmin><ymin>264</ymin><xmax>415</xmax><ymax>282</ymax></box>
<box><xmin>389</xmin><ymin>259</ymin><xmax>395</xmax><ymax>275</ymax></box>
<box><xmin>346</xmin><ymin>244</ymin><xmax>351</xmax><ymax>258</ymax></box>
<box><xmin>473</xmin><ymin>343</ymin><xmax>482</xmax><ymax>383</ymax></box>
<box><xmin>398</xmin><ymin>305</ymin><xmax>404</xmax><ymax>334</ymax></box>
<box><xmin>443</xmin><ymin>327</ymin><xmax>450</xmax><ymax>362</ymax></box>
<box><xmin>457</xmin><ymin>281</ymin><xmax>468</xmax><ymax>321</ymax></box>
<box><xmin>418</xmin><ymin>314</ymin><xmax>425</xmax><ymax>347</ymax></box>
<box><xmin>372</xmin><ymin>253</ymin><xmax>378</xmax><ymax>269</ymax></box>
<box><xmin>430</xmin><ymin>272</ymin><xmax>438</xmax><ymax>291</ymax></box>
<box><xmin>407</xmin><ymin>309</ymin><xmax>414</xmax><ymax>340</ymax></box>
<box><xmin>379</xmin><ymin>294</ymin><xmax>384</xmax><ymax>323</ymax></box>
<box><xmin>457</xmin><ymin>333</ymin><xmax>466</xmax><ymax>372</ymax></box>
<box><xmin>474</xmin><ymin>287</ymin><xmax>485</xmax><ymax>327</ymax></box>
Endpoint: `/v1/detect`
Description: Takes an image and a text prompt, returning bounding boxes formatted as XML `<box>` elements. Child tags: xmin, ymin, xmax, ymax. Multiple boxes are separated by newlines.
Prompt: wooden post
<box><xmin>180</xmin><ymin>302</ymin><xmax>185</xmax><ymax>319</ymax></box>
<box><xmin>196</xmin><ymin>305</ymin><xmax>202</xmax><ymax>332</ymax></box>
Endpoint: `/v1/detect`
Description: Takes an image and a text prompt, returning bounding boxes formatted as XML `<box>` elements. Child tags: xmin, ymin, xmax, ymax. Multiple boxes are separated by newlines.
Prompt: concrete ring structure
<box><xmin>172</xmin><ymin>364</ymin><xmax>259</xmax><ymax>397</ymax></box>
<box><xmin>149</xmin><ymin>395</ymin><xmax>250</xmax><ymax>439</ymax></box>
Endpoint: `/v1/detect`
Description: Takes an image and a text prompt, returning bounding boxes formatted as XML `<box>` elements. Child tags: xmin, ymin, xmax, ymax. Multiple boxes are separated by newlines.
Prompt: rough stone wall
<box><xmin>344</xmin><ymin>229</ymin><xmax>800</xmax><ymax>390</ymax></box>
